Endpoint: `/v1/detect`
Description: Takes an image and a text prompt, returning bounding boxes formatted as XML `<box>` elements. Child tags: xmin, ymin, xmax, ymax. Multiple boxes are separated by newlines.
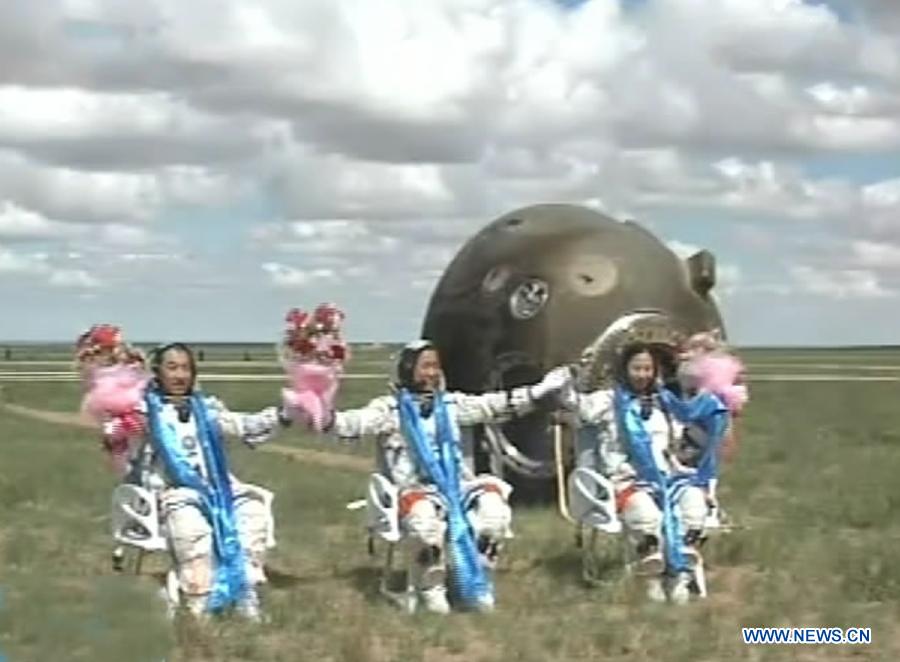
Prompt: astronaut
<box><xmin>103</xmin><ymin>342</ymin><xmax>291</xmax><ymax>621</ymax></box>
<box><xmin>299</xmin><ymin>339</ymin><xmax>572</xmax><ymax>614</ymax></box>
<box><xmin>566</xmin><ymin>342</ymin><xmax>729</xmax><ymax>604</ymax></box>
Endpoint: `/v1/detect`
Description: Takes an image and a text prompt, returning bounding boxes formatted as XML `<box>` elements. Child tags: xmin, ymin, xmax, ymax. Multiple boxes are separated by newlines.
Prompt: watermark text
<box><xmin>742</xmin><ymin>628</ymin><xmax>871</xmax><ymax>645</ymax></box>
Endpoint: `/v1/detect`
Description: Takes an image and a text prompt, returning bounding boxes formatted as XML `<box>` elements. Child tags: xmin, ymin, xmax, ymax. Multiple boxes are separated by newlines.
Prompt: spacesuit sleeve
<box><xmin>332</xmin><ymin>395</ymin><xmax>395</xmax><ymax>441</ymax></box>
<box><xmin>206</xmin><ymin>396</ymin><xmax>286</xmax><ymax>448</ymax></box>
<box><xmin>686</xmin><ymin>394</ymin><xmax>730</xmax><ymax>487</ymax></box>
<box><xmin>451</xmin><ymin>387</ymin><xmax>537</xmax><ymax>426</ymax></box>
<box><xmin>573</xmin><ymin>389</ymin><xmax>615</xmax><ymax>425</ymax></box>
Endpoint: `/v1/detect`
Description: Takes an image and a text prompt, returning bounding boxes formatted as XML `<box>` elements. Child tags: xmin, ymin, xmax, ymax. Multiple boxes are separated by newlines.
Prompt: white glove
<box><xmin>664</xmin><ymin>450</ymin><xmax>698</xmax><ymax>476</ymax></box>
<box><xmin>530</xmin><ymin>366</ymin><xmax>574</xmax><ymax>400</ymax></box>
<box><xmin>556</xmin><ymin>382</ymin><xmax>578</xmax><ymax>410</ymax></box>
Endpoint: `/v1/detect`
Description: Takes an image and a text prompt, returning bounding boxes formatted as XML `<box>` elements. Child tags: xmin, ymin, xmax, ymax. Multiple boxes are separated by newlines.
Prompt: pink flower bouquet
<box><xmin>279</xmin><ymin>304</ymin><xmax>349</xmax><ymax>431</ymax></box>
<box><xmin>74</xmin><ymin>324</ymin><xmax>149</xmax><ymax>474</ymax></box>
<box><xmin>678</xmin><ymin>331</ymin><xmax>748</xmax><ymax>413</ymax></box>
<box><xmin>677</xmin><ymin>331</ymin><xmax>749</xmax><ymax>463</ymax></box>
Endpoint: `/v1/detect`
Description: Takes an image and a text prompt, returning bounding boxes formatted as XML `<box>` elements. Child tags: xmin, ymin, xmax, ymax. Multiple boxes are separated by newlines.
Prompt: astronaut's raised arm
<box><xmin>451</xmin><ymin>387</ymin><xmax>538</xmax><ymax>426</ymax></box>
<box><xmin>331</xmin><ymin>395</ymin><xmax>395</xmax><ymax>441</ymax></box>
<box><xmin>451</xmin><ymin>365</ymin><xmax>575</xmax><ymax>426</ymax></box>
<box><xmin>206</xmin><ymin>396</ymin><xmax>287</xmax><ymax>448</ymax></box>
<box><xmin>573</xmin><ymin>389</ymin><xmax>615</xmax><ymax>426</ymax></box>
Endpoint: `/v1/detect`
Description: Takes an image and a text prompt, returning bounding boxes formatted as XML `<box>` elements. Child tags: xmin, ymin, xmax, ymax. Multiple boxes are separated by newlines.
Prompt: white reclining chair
<box><xmin>349</xmin><ymin>427</ymin><xmax>513</xmax><ymax>613</ymax></box>
<box><xmin>560</xmin><ymin>418</ymin><xmax>721</xmax><ymax>598</ymax></box>
<box><xmin>553</xmin><ymin>419</ymin><xmax>628</xmax><ymax>587</ymax></box>
<box><xmin>110</xmin><ymin>477</ymin><xmax>276</xmax><ymax>618</ymax></box>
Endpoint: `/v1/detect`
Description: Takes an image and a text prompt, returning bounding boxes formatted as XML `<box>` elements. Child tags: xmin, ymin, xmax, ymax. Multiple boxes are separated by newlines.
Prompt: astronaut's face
<box><xmin>413</xmin><ymin>349</ymin><xmax>444</xmax><ymax>392</ymax></box>
<box><xmin>158</xmin><ymin>348</ymin><xmax>194</xmax><ymax>396</ymax></box>
<box><xmin>626</xmin><ymin>351</ymin><xmax>656</xmax><ymax>393</ymax></box>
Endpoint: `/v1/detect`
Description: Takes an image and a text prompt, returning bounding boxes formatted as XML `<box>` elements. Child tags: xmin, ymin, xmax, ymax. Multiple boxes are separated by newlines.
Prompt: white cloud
<box><xmin>806</xmin><ymin>82</ymin><xmax>900</xmax><ymax>116</ymax></box>
<box><xmin>0</xmin><ymin>201</ymin><xmax>167</xmax><ymax>261</ymax></box>
<box><xmin>261</xmin><ymin>261</ymin><xmax>338</xmax><ymax>288</ymax></box>
<box><xmin>718</xmin><ymin>263</ymin><xmax>741</xmax><ymax>296</ymax></box>
<box><xmin>0</xmin><ymin>202</ymin><xmax>83</xmax><ymax>240</ymax></box>
<box><xmin>1</xmin><ymin>0</ymin><xmax>899</xmax><ymax>343</ymax></box>
<box><xmin>0</xmin><ymin>86</ymin><xmax>256</xmax><ymax>155</ymax></box>
<box><xmin>794</xmin><ymin>114</ymin><xmax>900</xmax><ymax>152</ymax></box>
<box><xmin>789</xmin><ymin>265</ymin><xmax>894</xmax><ymax>299</ymax></box>
<box><xmin>854</xmin><ymin>0</ymin><xmax>900</xmax><ymax>31</ymax></box>
<box><xmin>269</xmin><ymin>149</ymin><xmax>458</xmax><ymax>220</ymax></box>
<box><xmin>0</xmin><ymin>150</ymin><xmax>247</xmax><ymax>227</ymax></box>
<box><xmin>0</xmin><ymin>243</ymin><xmax>101</xmax><ymax>290</ymax></box>
<box><xmin>700</xmin><ymin>0</ymin><xmax>850</xmax><ymax>73</ymax></box>
<box><xmin>10</xmin><ymin>0</ymin><xmax>893</xmax><ymax>166</ymax></box>
<box><xmin>252</xmin><ymin>219</ymin><xmax>402</xmax><ymax>255</ymax></box>
<box><xmin>863</xmin><ymin>178</ymin><xmax>900</xmax><ymax>207</ymax></box>
<box><xmin>0</xmin><ymin>245</ymin><xmax>49</xmax><ymax>274</ymax></box>
<box><xmin>117</xmin><ymin>252</ymin><xmax>182</xmax><ymax>262</ymax></box>
<box><xmin>97</xmin><ymin>224</ymin><xmax>155</xmax><ymax>247</ymax></box>
<box><xmin>0</xmin><ymin>151</ymin><xmax>159</xmax><ymax>224</ymax></box>
<box><xmin>852</xmin><ymin>241</ymin><xmax>900</xmax><ymax>270</ymax></box>
<box><xmin>48</xmin><ymin>268</ymin><xmax>101</xmax><ymax>288</ymax></box>
<box><xmin>711</xmin><ymin>158</ymin><xmax>856</xmax><ymax>220</ymax></box>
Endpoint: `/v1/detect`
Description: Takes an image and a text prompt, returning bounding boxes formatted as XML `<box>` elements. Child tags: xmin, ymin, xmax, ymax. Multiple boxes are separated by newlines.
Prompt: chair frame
<box><xmin>110</xmin><ymin>477</ymin><xmax>276</xmax><ymax>618</ymax></box>
<box><xmin>349</xmin><ymin>427</ymin><xmax>513</xmax><ymax>613</ymax></box>
<box><xmin>553</xmin><ymin>417</ymin><xmax>723</xmax><ymax>598</ymax></box>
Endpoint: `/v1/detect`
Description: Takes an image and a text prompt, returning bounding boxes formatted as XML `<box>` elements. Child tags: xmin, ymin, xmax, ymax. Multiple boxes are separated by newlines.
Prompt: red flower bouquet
<box><xmin>279</xmin><ymin>303</ymin><xmax>349</xmax><ymax>431</ymax></box>
<box><xmin>74</xmin><ymin>324</ymin><xmax>150</xmax><ymax>475</ymax></box>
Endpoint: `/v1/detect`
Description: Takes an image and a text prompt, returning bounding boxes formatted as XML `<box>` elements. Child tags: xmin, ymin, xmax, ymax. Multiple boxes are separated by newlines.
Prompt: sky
<box><xmin>1</xmin><ymin>0</ymin><xmax>899</xmax><ymax>346</ymax></box>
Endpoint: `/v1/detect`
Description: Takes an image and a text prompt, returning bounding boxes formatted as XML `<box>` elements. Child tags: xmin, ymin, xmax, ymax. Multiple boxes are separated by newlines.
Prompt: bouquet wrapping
<box><xmin>74</xmin><ymin>324</ymin><xmax>149</xmax><ymax>474</ymax></box>
<box><xmin>279</xmin><ymin>304</ymin><xmax>349</xmax><ymax>431</ymax></box>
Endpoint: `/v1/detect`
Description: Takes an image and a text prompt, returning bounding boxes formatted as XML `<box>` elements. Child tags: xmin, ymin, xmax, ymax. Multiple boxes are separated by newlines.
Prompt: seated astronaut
<box><xmin>102</xmin><ymin>343</ymin><xmax>291</xmax><ymax>621</ymax></box>
<box><xmin>566</xmin><ymin>342</ymin><xmax>729</xmax><ymax>604</ymax></box>
<box><xmin>303</xmin><ymin>339</ymin><xmax>572</xmax><ymax>614</ymax></box>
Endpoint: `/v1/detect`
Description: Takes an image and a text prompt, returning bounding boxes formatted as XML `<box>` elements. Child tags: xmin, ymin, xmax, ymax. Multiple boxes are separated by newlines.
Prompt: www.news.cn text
<box><xmin>742</xmin><ymin>628</ymin><xmax>871</xmax><ymax>645</ymax></box>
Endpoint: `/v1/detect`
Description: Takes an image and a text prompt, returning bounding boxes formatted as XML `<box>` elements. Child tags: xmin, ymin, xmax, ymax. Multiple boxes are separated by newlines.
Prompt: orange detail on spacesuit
<box><xmin>399</xmin><ymin>489</ymin><xmax>429</xmax><ymax>518</ymax></box>
<box><xmin>615</xmin><ymin>484</ymin><xmax>639</xmax><ymax>513</ymax></box>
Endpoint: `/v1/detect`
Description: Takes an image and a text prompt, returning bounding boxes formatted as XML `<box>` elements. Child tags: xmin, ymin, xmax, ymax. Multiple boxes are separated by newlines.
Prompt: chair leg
<box><xmin>111</xmin><ymin>546</ymin><xmax>125</xmax><ymax>572</ymax></box>
<box><xmin>581</xmin><ymin>528</ymin><xmax>619</xmax><ymax>587</ymax></box>
<box><xmin>621</xmin><ymin>533</ymin><xmax>637</xmax><ymax>577</ymax></box>
<box><xmin>163</xmin><ymin>569</ymin><xmax>181</xmax><ymax>621</ymax></box>
<box><xmin>134</xmin><ymin>548</ymin><xmax>145</xmax><ymax>576</ymax></box>
<box><xmin>378</xmin><ymin>543</ymin><xmax>417</xmax><ymax>614</ymax></box>
<box><xmin>692</xmin><ymin>558</ymin><xmax>708</xmax><ymax>598</ymax></box>
<box><xmin>581</xmin><ymin>528</ymin><xmax>597</xmax><ymax>585</ymax></box>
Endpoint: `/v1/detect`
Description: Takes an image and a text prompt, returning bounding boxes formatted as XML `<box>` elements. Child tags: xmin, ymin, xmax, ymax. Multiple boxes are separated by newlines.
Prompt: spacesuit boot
<box><xmin>635</xmin><ymin>534</ymin><xmax>665</xmax><ymax>575</ymax></box>
<box><xmin>669</xmin><ymin>529</ymin><xmax>704</xmax><ymax>605</ymax></box>
<box><xmin>236</xmin><ymin>587</ymin><xmax>265</xmax><ymax>623</ymax></box>
<box><xmin>409</xmin><ymin>545</ymin><xmax>450</xmax><ymax>614</ymax></box>
<box><xmin>635</xmin><ymin>534</ymin><xmax>666</xmax><ymax>602</ymax></box>
<box><xmin>668</xmin><ymin>572</ymin><xmax>692</xmax><ymax>605</ymax></box>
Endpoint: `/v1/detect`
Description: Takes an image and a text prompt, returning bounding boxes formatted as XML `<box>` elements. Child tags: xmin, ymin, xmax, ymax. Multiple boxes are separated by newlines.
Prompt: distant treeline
<box><xmin>3</xmin><ymin>342</ymin><xmax>899</xmax><ymax>350</ymax></box>
<box><xmin>0</xmin><ymin>342</ymin><xmax>405</xmax><ymax>362</ymax></box>
<box><xmin>2</xmin><ymin>342</ymin><xmax>900</xmax><ymax>363</ymax></box>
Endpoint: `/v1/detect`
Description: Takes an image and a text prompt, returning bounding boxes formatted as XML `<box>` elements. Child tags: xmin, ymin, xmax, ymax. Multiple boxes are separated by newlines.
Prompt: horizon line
<box><xmin>1</xmin><ymin>340</ymin><xmax>900</xmax><ymax>351</ymax></box>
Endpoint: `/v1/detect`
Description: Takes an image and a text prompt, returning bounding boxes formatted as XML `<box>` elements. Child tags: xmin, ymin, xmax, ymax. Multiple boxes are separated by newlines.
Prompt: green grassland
<box><xmin>1</xmin><ymin>347</ymin><xmax>900</xmax><ymax>660</ymax></box>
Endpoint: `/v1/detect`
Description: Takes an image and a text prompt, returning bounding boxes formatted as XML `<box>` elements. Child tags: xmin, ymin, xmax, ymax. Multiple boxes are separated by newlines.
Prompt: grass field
<box><xmin>2</xmin><ymin>345</ymin><xmax>900</xmax><ymax>661</ymax></box>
